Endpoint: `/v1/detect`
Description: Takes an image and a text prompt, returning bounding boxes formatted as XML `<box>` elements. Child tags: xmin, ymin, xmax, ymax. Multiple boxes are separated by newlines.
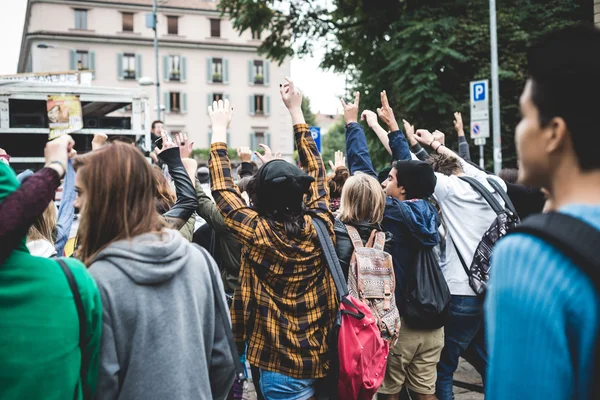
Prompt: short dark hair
<box><xmin>151</xmin><ymin>120</ymin><xmax>164</xmax><ymax>130</ymax></box>
<box><xmin>498</xmin><ymin>168</ymin><xmax>519</xmax><ymax>184</ymax></box>
<box><xmin>427</xmin><ymin>153</ymin><xmax>463</xmax><ymax>176</ymax></box>
<box><xmin>528</xmin><ymin>24</ymin><xmax>600</xmax><ymax>170</ymax></box>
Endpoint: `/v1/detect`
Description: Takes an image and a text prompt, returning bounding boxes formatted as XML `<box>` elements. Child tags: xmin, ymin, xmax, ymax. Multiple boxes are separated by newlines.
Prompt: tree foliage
<box><xmin>321</xmin><ymin>118</ymin><xmax>346</xmax><ymax>168</ymax></box>
<box><xmin>301</xmin><ymin>96</ymin><xmax>317</xmax><ymax>126</ymax></box>
<box><xmin>220</xmin><ymin>0</ymin><xmax>591</xmax><ymax>170</ymax></box>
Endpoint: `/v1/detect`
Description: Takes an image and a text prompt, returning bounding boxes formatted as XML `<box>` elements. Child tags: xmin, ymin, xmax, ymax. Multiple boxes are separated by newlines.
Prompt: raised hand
<box><xmin>432</xmin><ymin>130</ymin><xmax>446</xmax><ymax>146</ymax></box>
<box><xmin>208</xmin><ymin>99</ymin><xmax>233</xmax><ymax>144</ymax></box>
<box><xmin>91</xmin><ymin>132</ymin><xmax>108</xmax><ymax>151</ymax></box>
<box><xmin>340</xmin><ymin>91</ymin><xmax>360</xmax><ymax>124</ymax></box>
<box><xmin>44</xmin><ymin>134</ymin><xmax>76</xmax><ymax>178</ymax></box>
<box><xmin>361</xmin><ymin>110</ymin><xmax>379</xmax><ymax>129</ymax></box>
<box><xmin>156</xmin><ymin>130</ymin><xmax>176</xmax><ymax>155</ymax></box>
<box><xmin>237</xmin><ymin>146</ymin><xmax>252</xmax><ymax>163</ymax></box>
<box><xmin>414</xmin><ymin>129</ymin><xmax>435</xmax><ymax>146</ymax></box>
<box><xmin>255</xmin><ymin>144</ymin><xmax>281</xmax><ymax>164</ymax></box>
<box><xmin>377</xmin><ymin>90</ymin><xmax>400</xmax><ymax>132</ymax></box>
<box><xmin>453</xmin><ymin>112</ymin><xmax>465</xmax><ymax>136</ymax></box>
<box><xmin>175</xmin><ymin>132</ymin><xmax>194</xmax><ymax>159</ymax></box>
<box><xmin>402</xmin><ymin>119</ymin><xmax>417</xmax><ymax>146</ymax></box>
<box><xmin>328</xmin><ymin>150</ymin><xmax>346</xmax><ymax>171</ymax></box>
<box><xmin>280</xmin><ymin>77</ymin><xmax>305</xmax><ymax>125</ymax></box>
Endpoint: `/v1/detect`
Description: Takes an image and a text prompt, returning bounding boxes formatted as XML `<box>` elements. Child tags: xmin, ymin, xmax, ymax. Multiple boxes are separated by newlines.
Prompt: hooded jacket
<box><xmin>0</xmin><ymin>162</ymin><xmax>102</xmax><ymax>400</ymax></box>
<box><xmin>89</xmin><ymin>229</ymin><xmax>234</xmax><ymax>400</ymax></box>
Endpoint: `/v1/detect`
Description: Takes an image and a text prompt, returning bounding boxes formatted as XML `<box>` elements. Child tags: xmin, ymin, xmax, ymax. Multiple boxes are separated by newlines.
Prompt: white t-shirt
<box><xmin>434</xmin><ymin>159</ymin><xmax>506</xmax><ymax>296</ymax></box>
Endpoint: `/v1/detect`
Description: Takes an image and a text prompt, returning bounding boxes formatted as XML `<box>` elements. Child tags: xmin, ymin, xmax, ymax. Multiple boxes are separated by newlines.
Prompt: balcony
<box><xmin>254</xmin><ymin>74</ymin><xmax>264</xmax><ymax>85</ymax></box>
<box><xmin>212</xmin><ymin>73</ymin><xmax>223</xmax><ymax>83</ymax></box>
<box><xmin>123</xmin><ymin>69</ymin><xmax>136</xmax><ymax>80</ymax></box>
<box><xmin>170</xmin><ymin>71</ymin><xmax>181</xmax><ymax>82</ymax></box>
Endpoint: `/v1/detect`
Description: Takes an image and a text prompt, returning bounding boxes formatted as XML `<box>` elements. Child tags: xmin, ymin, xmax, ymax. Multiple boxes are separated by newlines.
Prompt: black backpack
<box><xmin>507</xmin><ymin>212</ymin><xmax>600</xmax><ymax>398</ymax></box>
<box><xmin>453</xmin><ymin>176</ymin><xmax>520</xmax><ymax>297</ymax></box>
<box><xmin>403</xmin><ymin>247</ymin><xmax>452</xmax><ymax>330</ymax></box>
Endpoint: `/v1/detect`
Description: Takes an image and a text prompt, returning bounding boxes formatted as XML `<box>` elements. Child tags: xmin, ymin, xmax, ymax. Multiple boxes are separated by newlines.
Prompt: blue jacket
<box><xmin>345</xmin><ymin>122</ymin><xmax>440</xmax><ymax>305</ymax></box>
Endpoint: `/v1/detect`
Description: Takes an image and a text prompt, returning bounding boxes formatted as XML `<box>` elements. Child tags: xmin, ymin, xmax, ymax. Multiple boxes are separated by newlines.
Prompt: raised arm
<box><xmin>209</xmin><ymin>99</ymin><xmax>259</xmax><ymax>246</ymax></box>
<box><xmin>281</xmin><ymin>78</ymin><xmax>330</xmax><ymax>212</ymax></box>
<box><xmin>362</xmin><ymin>110</ymin><xmax>392</xmax><ymax>155</ymax></box>
<box><xmin>454</xmin><ymin>112</ymin><xmax>472</xmax><ymax>162</ymax></box>
<box><xmin>403</xmin><ymin>119</ymin><xmax>430</xmax><ymax>161</ymax></box>
<box><xmin>342</xmin><ymin>92</ymin><xmax>377</xmax><ymax>179</ymax></box>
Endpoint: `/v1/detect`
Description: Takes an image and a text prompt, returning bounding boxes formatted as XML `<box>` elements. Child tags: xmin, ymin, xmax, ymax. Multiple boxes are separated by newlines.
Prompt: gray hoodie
<box><xmin>89</xmin><ymin>229</ymin><xmax>234</xmax><ymax>400</ymax></box>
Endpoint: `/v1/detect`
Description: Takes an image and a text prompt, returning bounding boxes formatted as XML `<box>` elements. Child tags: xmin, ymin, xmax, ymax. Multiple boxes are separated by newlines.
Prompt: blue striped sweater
<box><xmin>485</xmin><ymin>204</ymin><xmax>600</xmax><ymax>399</ymax></box>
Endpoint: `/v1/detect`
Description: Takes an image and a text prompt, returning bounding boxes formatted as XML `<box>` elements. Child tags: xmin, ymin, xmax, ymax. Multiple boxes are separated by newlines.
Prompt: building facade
<box><xmin>18</xmin><ymin>0</ymin><xmax>293</xmax><ymax>155</ymax></box>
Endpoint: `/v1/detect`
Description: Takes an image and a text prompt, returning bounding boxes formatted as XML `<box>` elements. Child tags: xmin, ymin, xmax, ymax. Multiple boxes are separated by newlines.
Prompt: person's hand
<box><xmin>175</xmin><ymin>132</ymin><xmax>194</xmax><ymax>159</ymax></box>
<box><xmin>414</xmin><ymin>129</ymin><xmax>435</xmax><ymax>146</ymax></box>
<box><xmin>377</xmin><ymin>90</ymin><xmax>400</xmax><ymax>132</ymax></box>
<box><xmin>255</xmin><ymin>144</ymin><xmax>281</xmax><ymax>164</ymax></box>
<box><xmin>328</xmin><ymin>150</ymin><xmax>346</xmax><ymax>171</ymax></box>
<box><xmin>454</xmin><ymin>112</ymin><xmax>465</xmax><ymax>136</ymax></box>
<box><xmin>361</xmin><ymin>110</ymin><xmax>379</xmax><ymax>129</ymax></box>
<box><xmin>402</xmin><ymin>119</ymin><xmax>417</xmax><ymax>146</ymax></box>
<box><xmin>280</xmin><ymin>77</ymin><xmax>303</xmax><ymax>111</ymax></box>
<box><xmin>91</xmin><ymin>132</ymin><xmax>108</xmax><ymax>151</ymax></box>
<box><xmin>237</xmin><ymin>146</ymin><xmax>252</xmax><ymax>163</ymax></box>
<box><xmin>432</xmin><ymin>130</ymin><xmax>446</xmax><ymax>146</ymax></box>
<box><xmin>340</xmin><ymin>91</ymin><xmax>360</xmax><ymax>124</ymax></box>
<box><xmin>150</xmin><ymin>149</ymin><xmax>159</xmax><ymax>164</ymax></box>
<box><xmin>0</xmin><ymin>148</ymin><xmax>8</xmax><ymax>165</ymax></box>
<box><xmin>208</xmin><ymin>99</ymin><xmax>233</xmax><ymax>138</ymax></box>
<box><xmin>156</xmin><ymin>130</ymin><xmax>177</xmax><ymax>155</ymax></box>
<box><xmin>44</xmin><ymin>135</ymin><xmax>76</xmax><ymax>178</ymax></box>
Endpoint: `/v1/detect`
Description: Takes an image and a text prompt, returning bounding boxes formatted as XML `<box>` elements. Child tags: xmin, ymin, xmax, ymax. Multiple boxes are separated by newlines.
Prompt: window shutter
<box><xmin>250</xmin><ymin>132</ymin><xmax>256</xmax><ymax>150</ymax></box>
<box><xmin>136</xmin><ymin>54</ymin><xmax>142</xmax><ymax>79</ymax></box>
<box><xmin>163</xmin><ymin>56</ymin><xmax>169</xmax><ymax>81</ymax></box>
<box><xmin>264</xmin><ymin>61</ymin><xmax>270</xmax><ymax>85</ymax></box>
<box><xmin>226</xmin><ymin>131</ymin><xmax>231</xmax><ymax>146</ymax></box>
<box><xmin>266</xmin><ymin>132</ymin><xmax>271</xmax><ymax>147</ymax></box>
<box><xmin>247</xmin><ymin>60</ymin><xmax>253</xmax><ymax>85</ymax></box>
<box><xmin>207</xmin><ymin>57</ymin><xmax>213</xmax><ymax>83</ymax></box>
<box><xmin>265</xmin><ymin>96</ymin><xmax>271</xmax><ymax>116</ymax></box>
<box><xmin>249</xmin><ymin>95</ymin><xmax>255</xmax><ymax>116</ymax></box>
<box><xmin>164</xmin><ymin>92</ymin><xmax>170</xmax><ymax>112</ymax></box>
<box><xmin>207</xmin><ymin>93</ymin><xmax>213</xmax><ymax>110</ymax></box>
<box><xmin>208</xmin><ymin>131</ymin><xmax>212</xmax><ymax>147</ymax></box>
<box><xmin>223</xmin><ymin>59</ymin><xmax>229</xmax><ymax>84</ymax></box>
<box><xmin>90</xmin><ymin>51</ymin><xmax>96</xmax><ymax>79</ymax></box>
<box><xmin>69</xmin><ymin>50</ymin><xmax>76</xmax><ymax>70</ymax></box>
<box><xmin>117</xmin><ymin>53</ymin><xmax>123</xmax><ymax>80</ymax></box>
<box><xmin>182</xmin><ymin>93</ymin><xmax>188</xmax><ymax>113</ymax></box>
<box><xmin>181</xmin><ymin>56</ymin><xmax>187</xmax><ymax>82</ymax></box>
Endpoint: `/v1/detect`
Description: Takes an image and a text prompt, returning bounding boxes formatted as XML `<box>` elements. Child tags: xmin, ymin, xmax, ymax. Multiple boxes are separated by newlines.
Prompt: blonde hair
<box><xmin>338</xmin><ymin>173</ymin><xmax>385</xmax><ymax>224</ymax></box>
<box><xmin>28</xmin><ymin>201</ymin><xmax>58</xmax><ymax>244</ymax></box>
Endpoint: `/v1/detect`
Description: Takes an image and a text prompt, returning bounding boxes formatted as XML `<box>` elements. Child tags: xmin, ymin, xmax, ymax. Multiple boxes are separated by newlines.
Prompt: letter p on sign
<box><xmin>474</xmin><ymin>83</ymin><xmax>486</xmax><ymax>101</ymax></box>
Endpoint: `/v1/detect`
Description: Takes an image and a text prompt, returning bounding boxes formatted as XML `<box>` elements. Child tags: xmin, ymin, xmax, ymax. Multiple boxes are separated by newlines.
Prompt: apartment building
<box><xmin>17</xmin><ymin>0</ymin><xmax>293</xmax><ymax>155</ymax></box>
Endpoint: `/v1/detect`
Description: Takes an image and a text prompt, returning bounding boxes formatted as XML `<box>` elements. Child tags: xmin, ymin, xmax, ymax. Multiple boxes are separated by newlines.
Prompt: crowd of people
<box><xmin>0</xmin><ymin>24</ymin><xmax>599</xmax><ymax>400</ymax></box>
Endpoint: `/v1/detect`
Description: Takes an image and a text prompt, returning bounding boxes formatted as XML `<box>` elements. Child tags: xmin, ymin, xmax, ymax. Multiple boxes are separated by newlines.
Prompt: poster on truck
<box><xmin>47</xmin><ymin>94</ymin><xmax>83</xmax><ymax>139</ymax></box>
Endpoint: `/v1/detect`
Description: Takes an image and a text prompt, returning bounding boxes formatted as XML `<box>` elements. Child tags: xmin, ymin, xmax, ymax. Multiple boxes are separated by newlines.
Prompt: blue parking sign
<box><xmin>473</xmin><ymin>82</ymin><xmax>486</xmax><ymax>102</ymax></box>
<box><xmin>309</xmin><ymin>126</ymin><xmax>321</xmax><ymax>152</ymax></box>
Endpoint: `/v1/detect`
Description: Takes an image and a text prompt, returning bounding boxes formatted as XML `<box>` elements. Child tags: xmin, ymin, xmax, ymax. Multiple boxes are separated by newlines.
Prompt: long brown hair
<box><xmin>152</xmin><ymin>165</ymin><xmax>176</xmax><ymax>214</ymax></box>
<box><xmin>74</xmin><ymin>143</ymin><xmax>165</xmax><ymax>265</ymax></box>
<box><xmin>28</xmin><ymin>201</ymin><xmax>57</xmax><ymax>244</ymax></box>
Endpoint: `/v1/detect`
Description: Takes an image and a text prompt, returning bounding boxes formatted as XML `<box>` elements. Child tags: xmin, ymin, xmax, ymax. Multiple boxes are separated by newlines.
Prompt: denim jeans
<box><xmin>436</xmin><ymin>295</ymin><xmax>487</xmax><ymax>400</ymax></box>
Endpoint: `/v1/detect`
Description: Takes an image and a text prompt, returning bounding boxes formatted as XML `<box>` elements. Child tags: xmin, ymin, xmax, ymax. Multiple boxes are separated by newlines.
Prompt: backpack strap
<box><xmin>193</xmin><ymin>244</ymin><xmax>246</xmax><ymax>383</ymax></box>
<box><xmin>373</xmin><ymin>231</ymin><xmax>386</xmax><ymax>251</ymax></box>
<box><xmin>486</xmin><ymin>177</ymin><xmax>518</xmax><ymax>217</ymax></box>
<box><xmin>509</xmin><ymin>212</ymin><xmax>600</xmax><ymax>287</ymax></box>
<box><xmin>57</xmin><ymin>258</ymin><xmax>91</xmax><ymax>400</ymax></box>
<box><xmin>345</xmin><ymin>225</ymin><xmax>364</xmax><ymax>249</ymax></box>
<box><xmin>459</xmin><ymin>176</ymin><xmax>505</xmax><ymax>215</ymax></box>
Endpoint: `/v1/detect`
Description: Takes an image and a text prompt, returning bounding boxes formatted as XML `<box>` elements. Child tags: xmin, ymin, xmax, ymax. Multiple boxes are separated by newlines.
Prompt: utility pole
<box><xmin>153</xmin><ymin>0</ymin><xmax>161</xmax><ymax>121</ymax></box>
<box><xmin>489</xmin><ymin>0</ymin><xmax>502</xmax><ymax>174</ymax></box>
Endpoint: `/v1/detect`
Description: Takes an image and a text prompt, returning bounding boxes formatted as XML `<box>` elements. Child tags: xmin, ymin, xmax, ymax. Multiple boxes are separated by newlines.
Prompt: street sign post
<box><xmin>470</xmin><ymin>80</ymin><xmax>490</xmax><ymax>169</ymax></box>
<box><xmin>309</xmin><ymin>126</ymin><xmax>321</xmax><ymax>152</ymax></box>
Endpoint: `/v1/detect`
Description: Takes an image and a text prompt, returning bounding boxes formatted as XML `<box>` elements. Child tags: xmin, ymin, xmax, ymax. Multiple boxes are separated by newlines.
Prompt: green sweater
<box><xmin>0</xmin><ymin>162</ymin><xmax>102</xmax><ymax>399</ymax></box>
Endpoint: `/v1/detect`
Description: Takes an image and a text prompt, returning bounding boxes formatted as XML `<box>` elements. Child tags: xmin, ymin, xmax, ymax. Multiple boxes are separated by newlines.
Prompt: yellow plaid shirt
<box><xmin>209</xmin><ymin>124</ymin><xmax>337</xmax><ymax>379</ymax></box>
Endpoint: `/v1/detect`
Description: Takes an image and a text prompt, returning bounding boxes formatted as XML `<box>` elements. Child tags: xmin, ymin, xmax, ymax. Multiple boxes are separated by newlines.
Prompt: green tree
<box><xmin>220</xmin><ymin>0</ymin><xmax>591</xmax><ymax>170</ymax></box>
<box><xmin>302</xmin><ymin>96</ymin><xmax>316</xmax><ymax>126</ymax></box>
<box><xmin>321</xmin><ymin>119</ymin><xmax>346</xmax><ymax>169</ymax></box>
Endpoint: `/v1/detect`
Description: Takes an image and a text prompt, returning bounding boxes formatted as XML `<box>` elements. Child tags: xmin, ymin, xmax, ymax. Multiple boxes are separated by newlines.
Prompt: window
<box><xmin>253</xmin><ymin>60</ymin><xmax>264</xmax><ymax>84</ymax></box>
<box><xmin>170</xmin><ymin>92</ymin><xmax>181</xmax><ymax>112</ymax></box>
<box><xmin>168</xmin><ymin>55</ymin><xmax>181</xmax><ymax>81</ymax></box>
<box><xmin>212</xmin><ymin>58</ymin><xmax>223</xmax><ymax>82</ymax></box>
<box><xmin>74</xmin><ymin>9</ymin><xmax>87</xmax><ymax>30</ymax></box>
<box><xmin>122</xmin><ymin>53</ymin><xmax>136</xmax><ymax>79</ymax></box>
<box><xmin>122</xmin><ymin>12</ymin><xmax>134</xmax><ymax>32</ymax></box>
<box><xmin>167</xmin><ymin>16</ymin><xmax>178</xmax><ymax>35</ymax></box>
<box><xmin>254</xmin><ymin>95</ymin><xmax>264</xmax><ymax>115</ymax></box>
<box><xmin>255</xmin><ymin>131</ymin><xmax>265</xmax><ymax>145</ymax></box>
<box><xmin>210</xmin><ymin>19</ymin><xmax>221</xmax><ymax>38</ymax></box>
<box><xmin>251</xmin><ymin>30</ymin><xmax>261</xmax><ymax>40</ymax></box>
<box><xmin>212</xmin><ymin>93</ymin><xmax>224</xmax><ymax>102</ymax></box>
<box><xmin>76</xmin><ymin>50</ymin><xmax>89</xmax><ymax>70</ymax></box>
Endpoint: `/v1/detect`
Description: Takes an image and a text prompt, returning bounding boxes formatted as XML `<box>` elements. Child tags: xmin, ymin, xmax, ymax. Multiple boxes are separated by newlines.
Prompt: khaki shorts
<box><xmin>378</xmin><ymin>323</ymin><xmax>444</xmax><ymax>395</ymax></box>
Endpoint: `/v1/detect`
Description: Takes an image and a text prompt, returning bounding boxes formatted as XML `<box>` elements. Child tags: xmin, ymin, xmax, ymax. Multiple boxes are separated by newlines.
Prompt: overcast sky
<box><xmin>0</xmin><ymin>0</ymin><xmax>344</xmax><ymax>114</ymax></box>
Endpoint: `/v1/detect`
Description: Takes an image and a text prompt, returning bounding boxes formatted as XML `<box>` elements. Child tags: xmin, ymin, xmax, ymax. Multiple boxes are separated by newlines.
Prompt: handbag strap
<box><xmin>194</xmin><ymin>244</ymin><xmax>246</xmax><ymax>382</ymax></box>
<box><xmin>57</xmin><ymin>258</ymin><xmax>91</xmax><ymax>400</ymax></box>
<box><xmin>312</xmin><ymin>216</ymin><xmax>349</xmax><ymax>302</ymax></box>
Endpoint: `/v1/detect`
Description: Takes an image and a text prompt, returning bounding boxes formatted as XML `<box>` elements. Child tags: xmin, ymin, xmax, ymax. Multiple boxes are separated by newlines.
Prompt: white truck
<box><xmin>0</xmin><ymin>71</ymin><xmax>150</xmax><ymax>172</ymax></box>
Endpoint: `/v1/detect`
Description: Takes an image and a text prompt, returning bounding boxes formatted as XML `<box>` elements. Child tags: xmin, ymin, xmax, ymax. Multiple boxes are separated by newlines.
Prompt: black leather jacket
<box><xmin>334</xmin><ymin>218</ymin><xmax>396</xmax><ymax>279</ymax></box>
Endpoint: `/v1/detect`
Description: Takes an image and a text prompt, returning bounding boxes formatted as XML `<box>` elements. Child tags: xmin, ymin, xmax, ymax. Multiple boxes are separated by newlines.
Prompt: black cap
<box><xmin>393</xmin><ymin>160</ymin><xmax>437</xmax><ymax>199</ymax></box>
<box><xmin>258</xmin><ymin>160</ymin><xmax>315</xmax><ymax>195</ymax></box>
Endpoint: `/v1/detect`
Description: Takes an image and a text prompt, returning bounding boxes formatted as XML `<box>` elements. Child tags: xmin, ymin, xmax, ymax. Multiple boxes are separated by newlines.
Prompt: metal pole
<box><xmin>490</xmin><ymin>0</ymin><xmax>502</xmax><ymax>174</ymax></box>
<box><xmin>153</xmin><ymin>0</ymin><xmax>161</xmax><ymax>121</ymax></box>
<box><xmin>479</xmin><ymin>145</ymin><xmax>485</xmax><ymax>169</ymax></box>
